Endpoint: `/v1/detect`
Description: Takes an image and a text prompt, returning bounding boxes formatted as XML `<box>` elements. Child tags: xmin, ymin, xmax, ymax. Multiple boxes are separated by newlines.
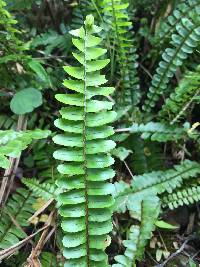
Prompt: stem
<box><xmin>83</xmin><ymin>27</ymin><xmax>90</xmax><ymax>266</ymax></box>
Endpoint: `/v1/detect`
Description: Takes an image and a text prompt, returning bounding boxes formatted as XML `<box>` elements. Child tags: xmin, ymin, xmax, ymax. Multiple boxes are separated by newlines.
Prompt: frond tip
<box><xmin>53</xmin><ymin>15</ymin><xmax>116</xmax><ymax>267</ymax></box>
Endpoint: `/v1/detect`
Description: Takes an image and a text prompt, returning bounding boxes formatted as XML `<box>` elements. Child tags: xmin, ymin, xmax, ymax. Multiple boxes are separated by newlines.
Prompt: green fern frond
<box><xmin>29</xmin><ymin>139</ymin><xmax>60</xmax><ymax>181</ymax></box>
<box><xmin>0</xmin><ymin>129</ymin><xmax>51</xmax><ymax>169</ymax></box>
<box><xmin>113</xmin><ymin>197</ymin><xmax>160</xmax><ymax>266</ymax></box>
<box><xmin>0</xmin><ymin>188</ymin><xmax>35</xmax><ymax>249</ymax></box>
<box><xmin>130</xmin><ymin>121</ymin><xmax>194</xmax><ymax>142</ymax></box>
<box><xmin>31</xmin><ymin>30</ymin><xmax>71</xmax><ymax>55</ymax></box>
<box><xmin>22</xmin><ymin>178</ymin><xmax>59</xmax><ymax>200</ymax></box>
<box><xmin>162</xmin><ymin>184</ymin><xmax>200</xmax><ymax>210</ymax></box>
<box><xmin>114</xmin><ymin>160</ymin><xmax>200</xmax><ymax>216</ymax></box>
<box><xmin>159</xmin><ymin>65</ymin><xmax>200</xmax><ymax>123</ymax></box>
<box><xmin>156</xmin><ymin>0</ymin><xmax>200</xmax><ymax>45</ymax></box>
<box><xmin>143</xmin><ymin>13</ymin><xmax>200</xmax><ymax>112</ymax></box>
<box><xmin>102</xmin><ymin>0</ymin><xmax>140</xmax><ymax>105</ymax></box>
<box><xmin>0</xmin><ymin>114</ymin><xmax>16</xmax><ymax>130</ymax></box>
<box><xmin>53</xmin><ymin>15</ymin><xmax>116</xmax><ymax>266</ymax></box>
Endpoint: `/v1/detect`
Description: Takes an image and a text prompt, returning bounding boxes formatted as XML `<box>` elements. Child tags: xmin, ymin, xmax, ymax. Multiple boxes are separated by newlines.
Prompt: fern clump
<box><xmin>53</xmin><ymin>15</ymin><xmax>116</xmax><ymax>266</ymax></box>
<box><xmin>143</xmin><ymin>12</ymin><xmax>200</xmax><ymax>112</ymax></box>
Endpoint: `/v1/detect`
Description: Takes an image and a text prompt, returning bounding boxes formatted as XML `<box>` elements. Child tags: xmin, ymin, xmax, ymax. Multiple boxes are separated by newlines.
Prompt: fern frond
<box><xmin>159</xmin><ymin>65</ymin><xmax>200</xmax><ymax>123</ymax></box>
<box><xmin>113</xmin><ymin>197</ymin><xmax>160</xmax><ymax>266</ymax></box>
<box><xmin>143</xmin><ymin>14</ymin><xmax>200</xmax><ymax>112</ymax></box>
<box><xmin>130</xmin><ymin>121</ymin><xmax>193</xmax><ymax>142</ymax></box>
<box><xmin>53</xmin><ymin>15</ymin><xmax>116</xmax><ymax>266</ymax></box>
<box><xmin>30</xmin><ymin>30</ymin><xmax>71</xmax><ymax>55</ymax></box>
<box><xmin>22</xmin><ymin>178</ymin><xmax>59</xmax><ymax>200</ymax></box>
<box><xmin>0</xmin><ymin>129</ymin><xmax>51</xmax><ymax>169</ymax></box>
<box><xmin>162</xmin><ymin>184</ymin><xmax>200</xmax><ymax>210</ymax></box>
<box><xmin>29</xmin><ymin>139</ymin><xmax>60</xmax><ymax>181</ymax></box>
<box><xmin>0</xmin><ymin>188</ymin><xmax>35</xmax><ymax>249</ymax></box>
<box><xmin>114</xmin><ymin>160</ymin><xmax>200</xmax><ymax>215</ymax></box>
<box><xmin>102</xmin><ymin>0</ymin><xmax>140</xmax><ymax>105</ymax></box>
<box><xmin>156</xmin><ymin>0</ymin><xmax>200</xmax><ymax>45</ymax></box>
<box><xmin>0</xmin><ymin>114</ymin><xmax>16</xmax><ymax>130</ymax></box>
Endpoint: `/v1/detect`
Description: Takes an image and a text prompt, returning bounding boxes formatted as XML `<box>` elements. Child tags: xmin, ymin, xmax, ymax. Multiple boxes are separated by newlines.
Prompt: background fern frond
<box><xmin>22</xmin><ymin>178</ymin><xmax>59</xmax><ymax>200</ymax></box>
<box><xmin>0</xmin><ymin>114</ymin><xmax>16</xmax><ymax>130</ymax></box>
<box><xmin>0</xmin><ymin>129</ymin><xmax>51</xmax><ymax>169</ymax></box>
<box><xmin>162</xmin><ymin>183</ymin><xmax>200</xmax><ymax>210</ymax></box>
<box><xmin>159</xmin><ymin>64</ymin><xmax>200</xmax><ymax>123</ymax></box>
<box><xmin>143</xmin><ymin>12</ymin><xmax>200</xmax><ymax>113</ymax></box>
<box><xmin>114</xmin><ymin>160</ymin><xmax>200</xmax><ymax>216</ymax></box>
<box><xmin>155</xmin><ymin>0</ymin><xmax>200</xmax><ymax>46</ymax></box>
<box><xmin>130</xmin><ymin>121</ymin><xmax>192</xmax><ymax>142</ymax></box>
<box><xmin>0</xmin><ymin>188</ymin><xmax>35</xmax><ymax>249</ymax></box>
<box><xmin>102</xmin><ymin>0</ymin><xmax>139</xmax><ymax>106</ymax></box>
<box><xmin>113</xmin><ymin>197</ymin><xmax>160</xmax><ymax>266</ymax></box>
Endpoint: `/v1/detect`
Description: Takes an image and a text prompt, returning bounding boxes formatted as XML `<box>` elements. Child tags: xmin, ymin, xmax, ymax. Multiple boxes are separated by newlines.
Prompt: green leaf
<box><xmin>112</xmin><ymin>146</ymin><xmax>132</xmax><ymax>161</ymax></box>
<box><xmin>0</xmin><ymin>129</ymin><xmax>50</xmax><ymax>169</ymax></box>
<box><xmin>28</xmin><ymin>59</ymin><xmax>50</xmax><ymax>84</ymax></box>
<box><xmin>155</xmin><ymin>220</ymin><xmax>178</xmax><ymax>229</ymax></box>
<box><xmin>10</xmin><ymin>88</ymin><xmax>42</xmax><ymax>115</ymax></box>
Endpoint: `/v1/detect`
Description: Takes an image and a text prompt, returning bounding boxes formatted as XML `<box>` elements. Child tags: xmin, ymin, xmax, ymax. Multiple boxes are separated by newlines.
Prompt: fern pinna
<box><xmin>53</xmin><ymin>15</ymin><xmax>116</xmax><ymax>267</ymax></box>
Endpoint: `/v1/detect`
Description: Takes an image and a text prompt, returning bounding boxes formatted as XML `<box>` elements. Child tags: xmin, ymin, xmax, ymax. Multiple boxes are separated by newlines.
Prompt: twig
<box><xmin>123</xmin><ymin>160</ymin><xmax>134</xmax><ymax>178</ymax></box>
<box><xmin>170</xmin><ymin>90</ymin><xmax>200</xmax><ymax>125</ymax></box>
<box><xmin>158</xmin><ymin>231</ymin><xmax>168</xmax><ymax>253</ymax></box>
<box><xmin>154</xmin><ymin>238</ymin><xmax>193</xmax><ymax>267</ymax></box>
<box><xmin>115</xmin><ymin>128</ymin><xmax>130</xmax><ymax>132</ymax></box>
<box><xmin>28</xmin><ymin>198</ymin><xmax>54</xmax><ymax>223</ymax></box>
<box><xmin>0</xmin><ymin>157</ymin><xmax>15</xmax><ymax>205</ymax></box>
<box><xmin>0</xmin><ymin>225</ymin><xmax>48</xmax><ymax>261</ymax></box>
<box><xmin>5</xmin><ymin>208</ymin><xmax>33</xmax><ymax>244</ymax></box>
<box><xmin>26</xmin><ymin>210</ymin><xmax>55</xmax><ymax>267</ymax></box>
<box><xmin>139</xmin><ymin>63</ymin><xmax>153</xmax><ymax>79</ymax></box>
